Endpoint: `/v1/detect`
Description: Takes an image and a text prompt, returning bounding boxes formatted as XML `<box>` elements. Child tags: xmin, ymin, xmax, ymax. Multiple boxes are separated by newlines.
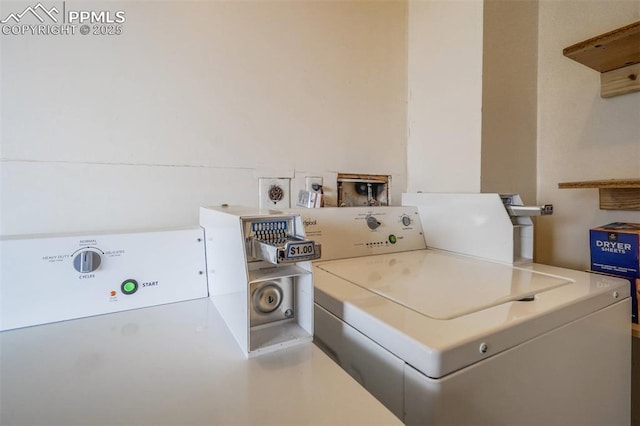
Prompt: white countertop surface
<box><xmin>0</xmin><ymin>298</ymin><xmax>400</xmax><ymax>425</ymax></box>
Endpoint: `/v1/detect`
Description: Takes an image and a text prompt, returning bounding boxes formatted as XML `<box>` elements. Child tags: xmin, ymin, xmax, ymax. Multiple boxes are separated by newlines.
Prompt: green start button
<box><xmin>388</xmin><ymin>234</ymin><xmax>397</xmax><ymax>244</ymax></box>
<box><xmin>121</xmin><ymin>280</ymin><xmax>138</xmax><ymax>295</ymax></box>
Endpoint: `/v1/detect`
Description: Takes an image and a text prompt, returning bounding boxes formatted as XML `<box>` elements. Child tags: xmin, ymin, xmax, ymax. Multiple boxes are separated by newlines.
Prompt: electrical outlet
<box><xmin>259</xmin><ymin>178</ymin><xmax>291</xmax><ymax>209</ymax></box>
<box><xmin>305</xmin><ymin>176</ymin><xmax>323</xmax><ymax>192</ymax></box>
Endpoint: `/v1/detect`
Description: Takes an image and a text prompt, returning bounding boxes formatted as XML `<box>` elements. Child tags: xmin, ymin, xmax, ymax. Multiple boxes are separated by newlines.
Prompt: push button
<box><xmin>388</xmin><ymin>235</ymin><xmax>397</xmax><ymax>244</ymax></box>
<box><xmin>121</xmin><ymin>280</ymin><xmax>138</xmax><ymax>295</ymax></box>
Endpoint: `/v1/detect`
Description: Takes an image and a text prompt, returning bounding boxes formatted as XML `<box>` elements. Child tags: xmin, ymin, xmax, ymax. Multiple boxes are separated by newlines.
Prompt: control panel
<box><xmin>0</xmin><ymin>227</ymin><xmax>208</xmax><ymax>331</ymax></box>
<box><xmin>290</xmin><ymin>206</ymin><xmax>427</xmax><ymax>262</ymax></box>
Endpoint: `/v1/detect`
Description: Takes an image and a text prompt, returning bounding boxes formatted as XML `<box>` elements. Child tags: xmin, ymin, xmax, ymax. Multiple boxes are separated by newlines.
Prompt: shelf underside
<box><xmin>558</xmin><ymin>179</ymin><xmax>640</xmax><ymax>189</ymax></box>
<box><xmin>558</xmin><ymin>179</ymin><xmax>640</xmax><ymax>211</ymax></box>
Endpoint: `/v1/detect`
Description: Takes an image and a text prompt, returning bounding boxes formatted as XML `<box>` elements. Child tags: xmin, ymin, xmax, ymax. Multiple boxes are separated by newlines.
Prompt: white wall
<box><xmin>0</xmin><ymin>0</ymin><xmax>408</xmax><ymax>235</ymax></box>
<box><xmin>536</xmin><ymin>1</ymin><xmax>640</xmax><ymax>270</ymax></box>
<box><xmin>407</xmin><ymin>0</ymin><xmax>484</xmax><ymax>193</ymax></box>
<box><xmin>3</xmin><ymin>0</ymin><xmax>638</xmax><ymax>272</ymax></box>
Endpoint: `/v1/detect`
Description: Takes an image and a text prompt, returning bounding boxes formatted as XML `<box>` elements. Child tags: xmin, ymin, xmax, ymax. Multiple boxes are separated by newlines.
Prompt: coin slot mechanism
<box><xmin>250</xmin><ymin>278</ymin><xmax>294</xmax><ymax>327</ymax></box>
<box><xmin>246</xmin><ymin>218</ymin><xmax>321</xmax><ymax>264</ymax></box>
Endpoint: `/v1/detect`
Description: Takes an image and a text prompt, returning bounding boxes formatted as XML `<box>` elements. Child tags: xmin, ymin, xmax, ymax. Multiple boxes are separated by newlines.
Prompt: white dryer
<box><xmin>297</xmin><ymin>204</ymin><xmax>631</xmax><ymax>425</ymax></box>
<box><xmin>0</xmin><ymin>227</ymin><xmax>400</xmax><ymax>425</ymax></box>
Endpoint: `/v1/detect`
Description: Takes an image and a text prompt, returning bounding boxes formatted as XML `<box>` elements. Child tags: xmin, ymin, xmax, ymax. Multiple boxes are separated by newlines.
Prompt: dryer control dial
<box><xmin>401</xmin><ymin>215</ymin><xmax>412</xmax><ymax>226</ymax></box>
<box><xmin>366</xmin><ymin>215</ymin><xmax>381</xmax><ymax>230</ymax></box>
<box><xmin>73</xmin><ymin>250</ymin><xmax>102</xmax><ymax>273</ymax></box>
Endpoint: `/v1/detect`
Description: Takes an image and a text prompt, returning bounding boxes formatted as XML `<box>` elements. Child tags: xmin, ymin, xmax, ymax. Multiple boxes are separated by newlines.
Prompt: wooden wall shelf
<box><xmin>558</xmin><ymin>179</ymin><xmax>640</xmax><ymax>210</ymax></box>
<box><xmin>563</xmin><ymin>21</ymin><xmax>640</xmax><ymax>98</ymax></box>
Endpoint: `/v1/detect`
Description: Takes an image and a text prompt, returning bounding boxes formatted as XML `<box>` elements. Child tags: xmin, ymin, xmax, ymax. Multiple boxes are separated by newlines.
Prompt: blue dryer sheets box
<box><xmin>590</xmin><ymin>222</ymin><xmax>640</xmax><ymax>279</ymax></box>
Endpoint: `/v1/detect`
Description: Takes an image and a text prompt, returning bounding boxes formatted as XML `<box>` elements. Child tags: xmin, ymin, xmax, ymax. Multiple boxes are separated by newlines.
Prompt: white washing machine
<box><xmin>296</xmin><ymin>202</ymin><xmax>632</xmax><ymax>425</ymax></box>
<box><xmin>0</xmin><ymin>227</ymin><xmax>400</xmax><ymax>425</ymax></box>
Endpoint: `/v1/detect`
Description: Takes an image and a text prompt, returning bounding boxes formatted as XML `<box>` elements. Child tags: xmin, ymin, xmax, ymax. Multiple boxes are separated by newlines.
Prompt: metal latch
<box><xmin>500</xmin><ymin>194</ymin><xmax>553</xmax><ymax>217</ymax></box>
<box><xmin>505</xmin><ymin>204</ymin><xmax>554</xmax><ymax>217</ymax></box>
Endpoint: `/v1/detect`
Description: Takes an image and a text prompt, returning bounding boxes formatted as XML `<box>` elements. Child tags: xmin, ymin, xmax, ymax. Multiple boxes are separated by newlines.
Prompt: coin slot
<box><xmin>249</xmin><ymin>278</ymin><xmax>294</xmax><ymax>327</ymax></box>
<box><xmin>253</xmin><ymin>283</ymin><xmax>283</xmax><ymax>313</ymax></box>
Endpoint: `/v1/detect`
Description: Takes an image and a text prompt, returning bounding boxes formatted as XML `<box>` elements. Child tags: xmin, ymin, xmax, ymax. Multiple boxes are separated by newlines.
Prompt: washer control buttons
<box><xmin>73</xmin><ymin>250</ymin><xmax>101</xmax><ymax>273</ymax></box>
<box><xmin>121</xmin><ymin>280</ymin><xmax>138</xmax><ymax>295</ymax></box>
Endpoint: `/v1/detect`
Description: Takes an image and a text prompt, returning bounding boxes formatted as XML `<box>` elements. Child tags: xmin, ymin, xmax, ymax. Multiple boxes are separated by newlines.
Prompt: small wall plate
<box><xmin>259</xmin><ymin>178</ymin><xmax>291</xmax><ymax>209</ymax></box>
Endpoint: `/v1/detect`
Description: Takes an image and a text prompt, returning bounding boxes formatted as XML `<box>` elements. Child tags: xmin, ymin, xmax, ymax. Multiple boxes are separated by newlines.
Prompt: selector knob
<box><xmin>73</xmin><ymin>250</ymin><xmax>101</xmax><ymax>273</ymax></box>
<box><xmin>401</xmin><ymin>215</ymin><xmax>412</xmax><ymax>226</ymax></box>
<box><xmin>366</xmin><ymin>215</ymin><xmax>381</xmax><ymax>230</ymax></box>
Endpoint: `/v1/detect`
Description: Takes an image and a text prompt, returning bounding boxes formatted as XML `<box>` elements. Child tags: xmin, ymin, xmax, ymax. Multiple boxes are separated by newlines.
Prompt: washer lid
<box><xmin>317</xmin><ymin>250</ymin><xmax>571</xmax><ymax>320</ymax></box>
<box><xmin>314</xmin><ymin>249</ymin><xmax>629</xmax><ymax>379</ymax></box>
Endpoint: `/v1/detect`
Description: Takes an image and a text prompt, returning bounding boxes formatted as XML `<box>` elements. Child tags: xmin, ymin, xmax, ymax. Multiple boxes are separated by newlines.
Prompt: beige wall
<box><xmin>407</xmin><ymin>0</ymin><xmax>539</xmax><ymax>204</ymax></box>
<box><xmin>2</xmin><ymin>0</ymin><xmax>638</xmax><ymax>273</ymax></box>
<box><xmin>536</xmin><ymin>1</ymin><xmax>640</xmax><ymax>270</ymax></box>
<box><xmin>407</xmin><ymin>0</ymin><xmax>484</xmax><ymax>193</ymax></box>
<box><xmin>481</xmin><ymin>0</ymin><xmax>538</xmax><ymax>205</ymax></box>
<box><xmin>408</xmin><ymin>0</ymin><xmax>639</xmax><ymax>270</ymax></box>
<box><xmin>0</xmin><ymin>1</ymin><xmax>408</xmax><ymax>235</ymax></box>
